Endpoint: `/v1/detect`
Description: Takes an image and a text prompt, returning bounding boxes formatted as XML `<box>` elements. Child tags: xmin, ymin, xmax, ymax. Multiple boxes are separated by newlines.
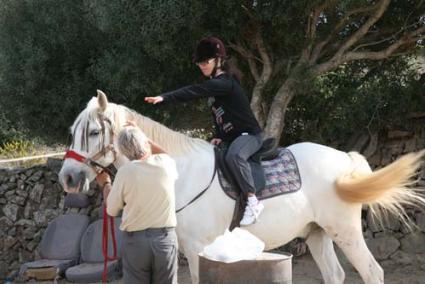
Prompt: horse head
<box><xmin>59</xmin><ymin>90</ymin><xmax>125</xmax><ymax>193</ymax></box>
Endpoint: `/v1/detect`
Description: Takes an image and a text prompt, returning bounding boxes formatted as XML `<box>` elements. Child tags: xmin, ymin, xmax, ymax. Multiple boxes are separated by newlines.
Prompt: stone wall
<box><xmin>1</xmin><ymin>119</ymin><xmax>425</xmax><ymax>280</ymax></box>
<box><xmin>0</xmin><ymin>159</ymin><xmax>103</xmax><ymax>281</ymax></box>
<box><xmin>358</xmin><ymin>119</ymin><xmax>425</xmax><ymax>267</ymax></box>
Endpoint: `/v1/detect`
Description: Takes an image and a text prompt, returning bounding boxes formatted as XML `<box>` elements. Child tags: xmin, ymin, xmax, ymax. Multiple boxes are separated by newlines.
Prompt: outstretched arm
<box><xmin>146</xmin><ymin>78</ymin><xmax>231</xmax><ymax>104</ymax></box>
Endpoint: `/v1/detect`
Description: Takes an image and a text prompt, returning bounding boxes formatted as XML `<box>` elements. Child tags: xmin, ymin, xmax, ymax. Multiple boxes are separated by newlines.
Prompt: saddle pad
<box><xmin>219</xmin><ymin>148</ymin><xmax>302</xmax><ymax>200</ymax></box>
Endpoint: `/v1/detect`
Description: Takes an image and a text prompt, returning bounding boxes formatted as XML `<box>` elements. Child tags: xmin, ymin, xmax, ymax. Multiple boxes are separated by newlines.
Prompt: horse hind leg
<box><xmin>326</xmin><ymin>224</ymin><xmax>383</xmax><ymax>284</ymax></box>
<box><xmin>306</xmin><ymin>226</ymin><xmax>345</xmax><ymax>284</ymax></box>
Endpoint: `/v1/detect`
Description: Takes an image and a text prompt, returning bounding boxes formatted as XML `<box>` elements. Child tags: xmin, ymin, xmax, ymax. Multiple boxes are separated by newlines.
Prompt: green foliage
<box><xmin>86</xmin><ymin>0</ymin><xmax>207</xmax><ymax>122</ymax></box>
<box><xmin>0</xmin><ymin>112</ymin><xmax>28</xmax><ymax>145</ymax></box>
<box><xmin>0</xmin><ymin>0</ymin><xmax>103</xmax><ymax>141</ymax></box>
<box><xmin>0</xmin><ymin>139</ymin><xmax>36</xmax><ymax>159</ymax></box>
<box><xmin>283</xmin><ymin>58</ymin><xmax>425</xmax><ymax>147</ymax></box>
<box><xmin>0</xmin><ymin>0</ymin><xmax>424</xmax><ymax>147</ymax></box>
<box><xmin>0</xmin><ymin>139</ymin><xmax>47</xmax><ymax>167</ymax></box>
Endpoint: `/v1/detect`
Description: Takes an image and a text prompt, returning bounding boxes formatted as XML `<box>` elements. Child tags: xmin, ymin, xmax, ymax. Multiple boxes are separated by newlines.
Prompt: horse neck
<box><xmin>120</xmin><ymin>106</ymin><xmax>211</xmax><ymax>156</ymax></box>
<box><xmin>112</xmin><ymin>105</ymin><xmax>217</xmax><ymax>209</ymax></box>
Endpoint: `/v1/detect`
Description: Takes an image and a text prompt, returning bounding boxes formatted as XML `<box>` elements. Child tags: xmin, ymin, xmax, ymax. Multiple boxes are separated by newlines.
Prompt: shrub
<box><xmin>0</xmin><ymin>113</ymin><xmax>28</xmax><ymax>145</ymax></box>
<box><xmin>0</xmin><ymin>139</ymin><xmax>43</xmax><ymax>167</ymax></box>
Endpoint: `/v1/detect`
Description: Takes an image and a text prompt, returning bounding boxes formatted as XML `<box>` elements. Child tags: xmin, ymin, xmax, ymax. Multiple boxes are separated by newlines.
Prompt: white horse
<box><xmin>59</xmin><ymin>91</ymin><xmax>425</xmax><ymax>284</ymax></box>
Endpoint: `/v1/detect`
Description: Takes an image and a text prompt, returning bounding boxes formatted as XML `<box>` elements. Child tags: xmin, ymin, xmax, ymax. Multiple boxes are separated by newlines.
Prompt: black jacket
<box><xmin>161</xmin><ymin>73</ymin><xmax>261</xmax><ymax>142</ymax></box>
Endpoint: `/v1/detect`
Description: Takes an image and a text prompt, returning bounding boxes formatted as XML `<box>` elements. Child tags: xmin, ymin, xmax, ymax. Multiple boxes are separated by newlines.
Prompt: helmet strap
<box><xmin>211</xmin><ymin>58</ymin><xmax>223</xmax><ymax>78</ymax></box>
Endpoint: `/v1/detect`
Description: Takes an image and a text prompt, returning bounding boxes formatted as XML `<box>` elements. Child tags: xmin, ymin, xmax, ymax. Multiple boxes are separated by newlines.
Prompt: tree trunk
<box><xmin>264</xmin><ymin>78</ymin><xmax>297</xmax><ymax>140</ymax></box>
<box><xmin>251</xmin><ymin>79</ymin><xmax>268</xmax><ymax>128</ymax></box>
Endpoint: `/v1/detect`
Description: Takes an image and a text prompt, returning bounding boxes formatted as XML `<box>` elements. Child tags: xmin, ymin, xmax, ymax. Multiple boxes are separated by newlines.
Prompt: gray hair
<box><xmin>117</xmin><ymin>127</ymin><xmax>150</xmax><ymax>160</ymax></box>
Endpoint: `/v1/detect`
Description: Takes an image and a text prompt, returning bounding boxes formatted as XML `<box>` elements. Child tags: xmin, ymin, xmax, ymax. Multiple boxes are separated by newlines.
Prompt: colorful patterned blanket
<box><xmin>218</xmin><ymin>148</ymin><xmax>302</xmax><ymax>200</ymax></box>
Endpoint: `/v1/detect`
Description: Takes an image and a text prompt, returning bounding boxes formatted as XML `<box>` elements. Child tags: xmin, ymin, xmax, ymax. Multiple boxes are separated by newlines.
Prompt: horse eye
<box><xmin>89</xmin><ymin>130</ymin><xmax>100</xmax><ymax>137</ymax></box>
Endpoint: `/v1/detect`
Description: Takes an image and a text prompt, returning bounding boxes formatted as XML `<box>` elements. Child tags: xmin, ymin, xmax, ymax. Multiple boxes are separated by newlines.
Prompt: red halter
<box><xmin>63</xmin><ymin>150</ymin><xmax>86</xmax><ymax>163</ymax></box>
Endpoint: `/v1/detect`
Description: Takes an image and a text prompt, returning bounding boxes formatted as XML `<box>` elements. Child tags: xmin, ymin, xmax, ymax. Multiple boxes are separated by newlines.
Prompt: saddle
<box><xmin>215</xmin><ymin>138</ymin><xmax>300</xmax><ymax>230</ymax></box>
<box><xmin>215</xmin><ymin>138</ymin><xmax>280</xmax><ymax>195</ymax></box>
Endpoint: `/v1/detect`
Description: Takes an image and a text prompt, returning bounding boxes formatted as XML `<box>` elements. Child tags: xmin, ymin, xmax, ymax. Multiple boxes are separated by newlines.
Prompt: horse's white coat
<box><xmin>59</xmin><ymin>96</ymin><xmax>391</xmax><ymax>284</ymax></box>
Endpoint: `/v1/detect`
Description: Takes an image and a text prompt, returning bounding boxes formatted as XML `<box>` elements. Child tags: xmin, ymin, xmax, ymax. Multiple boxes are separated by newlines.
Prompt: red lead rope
<box><xmin>102</xmin><ymin>204</ymin><xmax>118</xmax><ymax>283</ymax></box>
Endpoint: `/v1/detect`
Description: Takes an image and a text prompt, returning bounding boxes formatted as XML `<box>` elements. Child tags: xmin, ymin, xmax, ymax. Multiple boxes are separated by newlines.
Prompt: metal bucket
<box><xmin>199</xmin><ymin>252</ymin><xmax>293</xmax><ymax>284</ymax></box>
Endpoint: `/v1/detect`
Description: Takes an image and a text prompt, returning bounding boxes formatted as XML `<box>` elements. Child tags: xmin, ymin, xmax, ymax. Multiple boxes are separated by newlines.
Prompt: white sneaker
<box><xmin>240</xmin><ymin>201</ymin><xmax>264</xmax><ymax>226</ymax></box>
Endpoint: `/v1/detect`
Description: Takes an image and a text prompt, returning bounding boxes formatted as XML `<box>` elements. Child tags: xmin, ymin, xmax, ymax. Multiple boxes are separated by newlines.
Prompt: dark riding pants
<box><xmin>225</xmin><ymin>133</ymin><xmax>263</xmax><ymax>194</ymax></box>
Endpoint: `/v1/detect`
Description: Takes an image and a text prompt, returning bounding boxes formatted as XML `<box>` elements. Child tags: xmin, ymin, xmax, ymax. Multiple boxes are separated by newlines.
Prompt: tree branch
<box><xmin>228</xmin><ymin>42</ymin><xmax>261</xmax><ymax>81</ymax></box>
<box><xmin>352</xmin><ymin>21</ymin><xmax>423</xmax><ymax>52</ymax></box>
<box><xmin>310</xmin><ymin>26</ymin><xmax>425</xmax><ymax>76</ymax></box>
<box><xmin>230</xmin><ymin>26</ymin><xmax>273</xmax><ymax>127</ymax></box>
<box><xmin>254</xmin><ymin>31</ymin><xmax>272</xmax><ymax>79</ymax></box>
<box><xmin>334</xmin><ymin>0</ymin><xmax>390</xmax><ymax>58</ymax></box>
<box><xmin>310</xmin><ymin>3</ymin><xmax>386</xmax><ymax>64</ymax></box>
<box><xmin>345</xmin><ymin>36</ymin><xmax>424</xmax><ymax>61</ymax></box>
<box><xmin>308</xmin><ymin>0</ymin><xmax>339</xmax><ymax>40</ymax></box>
<box><xmin>250</xmin><ymin>30</ymin><xmax>273</xmax><ymax>127</ymax></box>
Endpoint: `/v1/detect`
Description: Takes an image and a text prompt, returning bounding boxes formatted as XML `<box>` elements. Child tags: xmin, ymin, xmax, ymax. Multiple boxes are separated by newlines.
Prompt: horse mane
<box><xmin>119</xmin><ymin>105</ymin><xmax>211</xmax><ymax>156</ymax></box>
<box><xmin>72</xmin><ymin>97</ymin><xmax>210</xmax><ymax>156</ymax></box>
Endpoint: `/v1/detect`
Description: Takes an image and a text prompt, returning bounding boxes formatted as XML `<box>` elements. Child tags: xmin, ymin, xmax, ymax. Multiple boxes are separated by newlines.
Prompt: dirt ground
<box><xmin>38</xmin><ymin>252</ymin><xmax>425</xmax><ymax>284</ymax></box>
<box><xmin>175</xmin><ymin>253</ymin><xmax>425</xmax><ymax>284</ymax></box>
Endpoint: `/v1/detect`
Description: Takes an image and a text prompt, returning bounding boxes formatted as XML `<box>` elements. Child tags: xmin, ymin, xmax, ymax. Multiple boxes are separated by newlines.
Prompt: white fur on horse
<box><xmin>59</xmin><ymin>91</ymin><xmax>425</xmax><ymax>284</ymax></box>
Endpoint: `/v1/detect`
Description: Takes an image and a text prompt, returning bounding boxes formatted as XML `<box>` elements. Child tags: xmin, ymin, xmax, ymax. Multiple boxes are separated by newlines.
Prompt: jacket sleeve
<box><xmin>161</xmin><ymin>77</ymin><xmax>231</xmax><ymax>103</ymax></box>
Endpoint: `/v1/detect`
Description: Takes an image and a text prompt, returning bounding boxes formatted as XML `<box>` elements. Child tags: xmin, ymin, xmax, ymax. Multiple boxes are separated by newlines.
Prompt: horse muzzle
<box><xmin>59</xmin><ymin>168</ymin><xmax>89</xmax><ymax>193</ymax></box>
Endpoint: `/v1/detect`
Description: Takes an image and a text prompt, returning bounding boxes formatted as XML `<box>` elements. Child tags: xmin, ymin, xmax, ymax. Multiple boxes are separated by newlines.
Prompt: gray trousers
<box><xmin>225</xmin><ymin>133</ymin><xmax>263</xmax><ymax>194</ymax></box>
<box><xmin>122</xmin><ymin>227</ymin><xmax>178</xmax><ymax>284</ymax></box>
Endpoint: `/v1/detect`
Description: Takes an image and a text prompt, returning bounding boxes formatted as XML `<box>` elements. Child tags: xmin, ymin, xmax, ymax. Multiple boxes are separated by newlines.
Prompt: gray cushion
<box><xmin>65</xmin><ymin>260</ymin><xmax>122</xmax><ymax>283</ymax></box>
<box><xmin>81</xmin><ymin>218</ymin><xmax>123</xmax><ymax>262</ymax></box>
<box><xmin>64</xmin><ymin>193</ymin><xmax>90</xmax><ymax>208</ymax></box>
<box><xmin>65</xmin><ymin>218</ymin><xmax>123</xmax><ymax>283</ymax></box>
<box><xmin>19</xmin><ymin>213</ymin><xmax>89</xmax><ymax>280</ymax></box>
<box><xmin>40</xmin><ymin>213</ymin><xmax>90</xmax><ymax>260</ymax></box>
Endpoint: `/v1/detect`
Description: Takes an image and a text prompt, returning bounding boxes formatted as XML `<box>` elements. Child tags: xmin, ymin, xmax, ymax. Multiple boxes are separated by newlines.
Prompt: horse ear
<box><xmin>97</xmin><ymin>90</ymin><xmax>108</xmax><ymax>111</ymax></box>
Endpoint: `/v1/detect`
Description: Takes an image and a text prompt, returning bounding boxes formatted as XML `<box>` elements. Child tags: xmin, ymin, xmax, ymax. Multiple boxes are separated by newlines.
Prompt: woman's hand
<box><xmin>124</xmin><ymin>120</ymin><xmax>137</xmax><ymax>127</ymax></box>
<box><xmin>96</xmin><ymin>171</ymin><xmax>111</xmax><ymax>188</ymax></box>
<box><xmin>145</xmin><ymin>96</ymin><xmax>164</xmax><ymax>104</ymax></box>
<box><xmin>96</xmin><ymin>171</ymin><xmax>111</xmax><ymax>206</ymax></box>
<box><xmin>210</xmin><ymin>138</ymin><xmax>222</xmax><ymax>145</ymax></box>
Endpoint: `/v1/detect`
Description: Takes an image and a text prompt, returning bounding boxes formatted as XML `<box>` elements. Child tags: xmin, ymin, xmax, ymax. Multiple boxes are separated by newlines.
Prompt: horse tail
<box><xmin>335</xmin><ymin>150</ymin><xmax>425</xmax><ymax>226</ymax></box>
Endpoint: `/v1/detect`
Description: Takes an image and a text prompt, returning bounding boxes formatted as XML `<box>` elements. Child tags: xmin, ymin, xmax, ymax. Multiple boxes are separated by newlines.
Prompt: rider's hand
<box><xmin>124</xmin><ymin>120</ymin><xmax>137</xmax><ymax>127</ymax></box>
<box><xmin>96</xmin><ymin>171</ymin><xmax>111</xmax><ymax>188</ymax></box>
<box><xmin>145</xmin><ymin>96</ymin><xmax>164</xmax><ymax>104</ymax></box>
<box><xmin>210</xmin><ymin>138</ymin><xmax>222</xmax><ymax>146</ymax></box>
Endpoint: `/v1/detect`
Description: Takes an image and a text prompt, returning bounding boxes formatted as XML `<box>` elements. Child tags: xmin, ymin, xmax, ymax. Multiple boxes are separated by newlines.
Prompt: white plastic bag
<box><xmin>201</xmin><ymin>228</ymin><xmax>265</xmax><ymax>263</ymax></box>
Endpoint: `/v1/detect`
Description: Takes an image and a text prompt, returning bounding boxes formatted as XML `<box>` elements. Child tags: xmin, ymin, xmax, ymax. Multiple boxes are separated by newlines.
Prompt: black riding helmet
<box><xmin>192</xmin><ymin>36</ymin><xmax>227</xmax><ymax>63</ymax></box>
